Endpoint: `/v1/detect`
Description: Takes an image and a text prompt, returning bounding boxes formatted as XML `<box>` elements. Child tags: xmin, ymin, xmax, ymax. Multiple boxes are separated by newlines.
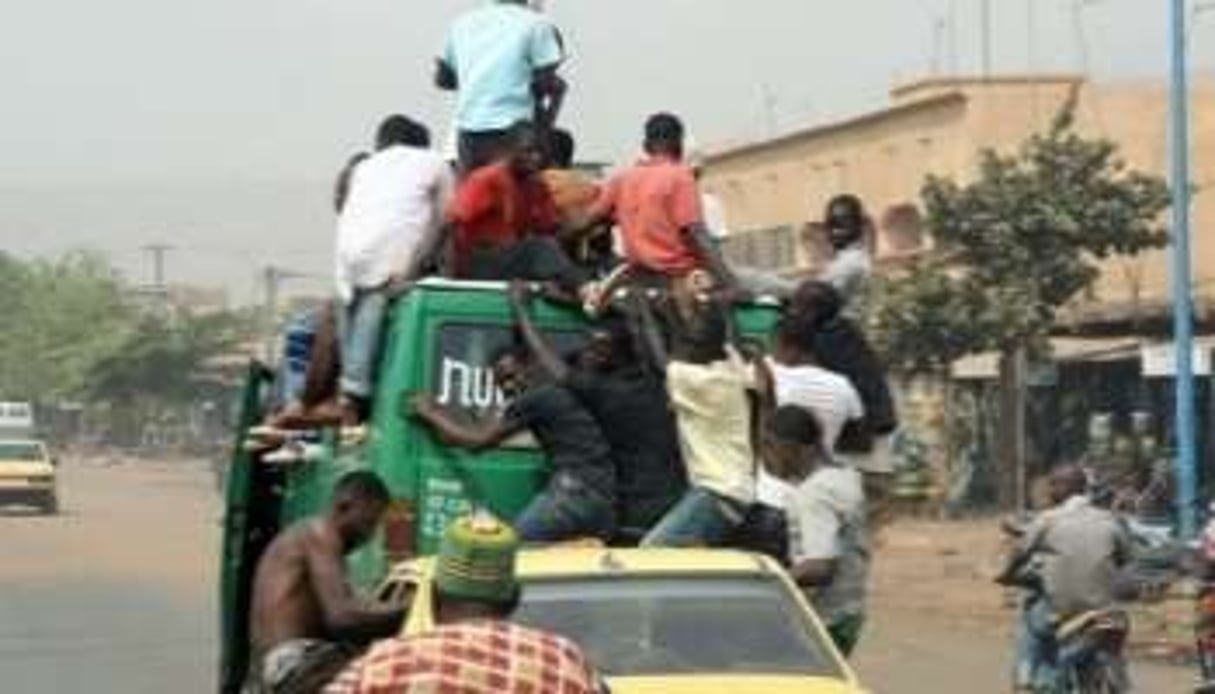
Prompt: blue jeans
<box><xmin>1013</xmin><ymin>594</ymin><xmax>1057</xmax><ymax>691</ymax></box>
<box><xmin>338</xmin><ymin>289</ymin><xmax>389</xmax><ymax>399</ymax></box>
<box><xmin>641</xmin><ymin>487</ymin><xmax>744</xmax><ymax>548</ymax></box>
<box><xmin>515</xmin><ymin>475</ymin><xmax>615</xmax><ymax>543</ymax></box>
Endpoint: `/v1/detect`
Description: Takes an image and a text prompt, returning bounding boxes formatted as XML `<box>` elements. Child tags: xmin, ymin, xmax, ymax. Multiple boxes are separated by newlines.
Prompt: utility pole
<box><xmin>1169</xmin><ymin>0</ymin><xmax>1198</xmax><ymax>538</ymax></box>
<box><xmin>142</xmin><ymin>243</ymin><xmax>173</xmax><ymax>289</ymax></box>
<box><xmin>261</xmin><ymin>264</ymin><xmax>318</xmax><ymax>363</ymax></box>
<box><xmin>141</xmin><ymin>243</ymin><xmax>173</xmax><ymax>316</ymax></box>
<box><xmin>980</xmin><ymin>0</ymin><xmax>993</xmax><ymax>78</ymax></box>
<box><xmin>262</xmin><ymin>266</ymin><xmax>282</xmax><ymax>363</ymax></box>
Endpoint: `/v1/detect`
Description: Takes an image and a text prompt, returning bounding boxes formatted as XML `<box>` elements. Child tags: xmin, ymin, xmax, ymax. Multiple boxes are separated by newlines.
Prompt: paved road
<box><xmin>0</xmin><ymin>458</ymin><xmax>219</xmax><ymax>693</ymax></box>
<box><xmin>0</xmin><ymin>457</ymin><xmax>1199</xmax><ymax>693</ymax></box>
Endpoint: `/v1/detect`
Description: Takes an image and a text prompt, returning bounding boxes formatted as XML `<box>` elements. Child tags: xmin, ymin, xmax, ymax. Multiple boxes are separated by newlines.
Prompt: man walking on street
<box><xmin>436</xmin><ymin>0</ymin><xmax>567</xmax><ymax>172</ymax></box>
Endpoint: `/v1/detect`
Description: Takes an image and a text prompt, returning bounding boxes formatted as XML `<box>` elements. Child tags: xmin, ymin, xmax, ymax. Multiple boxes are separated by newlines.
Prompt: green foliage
<box><xmin>0</xmin><ymin>252</ymin><xmax>136</xmax><ymax>401</ymax></box>
<box><xmin>0</xmin><ymin>251</ymin><xmax>255</xmax><ymax>406</ymax></box>
<box><xmin>86</xmin><ymin>311</ymin><xmax>253</xmax><ymax>404</ymax></box>
<box><xmin>872</xmin><ymin>99</ymin><xmax>1171</xmax><ymax>372</ymax></box>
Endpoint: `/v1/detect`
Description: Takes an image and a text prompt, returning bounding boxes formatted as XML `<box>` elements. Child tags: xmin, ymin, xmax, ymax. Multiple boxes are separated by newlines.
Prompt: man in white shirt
<box><xmin>764</xmin><ymin>404</ymin><xmax>869</xmax><ymax>657</ymax></box>
<box><xmin>335</xmin><ymin>115</ymin><xmax>454</xmax><ymax>425</ymax></box>
<box><xmin>756</xmin><ymin>317</ymin><xmax>864</xmax><ymax>510</ymax></box>
<box><xmin>436</xmin><ymin>0</ymin><xmax>567</xmax><ymax>172</ymax></box>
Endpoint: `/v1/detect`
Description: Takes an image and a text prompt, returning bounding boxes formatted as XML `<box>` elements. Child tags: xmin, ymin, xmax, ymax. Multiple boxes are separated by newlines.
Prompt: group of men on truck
<box><xmin>245</xmin><ymin>1</ymin><xmax>898</xmax><ymax>691</ymax></box>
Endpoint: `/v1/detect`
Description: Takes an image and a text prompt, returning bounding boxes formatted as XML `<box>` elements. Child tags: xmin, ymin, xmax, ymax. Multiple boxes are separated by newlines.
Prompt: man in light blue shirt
<box><xmin>436</xmin><ymin>0</ymin><xmax>567</xmax><ymax>171</ymax></box>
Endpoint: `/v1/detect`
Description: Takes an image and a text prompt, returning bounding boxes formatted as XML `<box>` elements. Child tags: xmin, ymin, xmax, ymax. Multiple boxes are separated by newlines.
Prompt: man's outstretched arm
<box><xmin>411</xmin><ymin>395</ymin><xmax>522</xmax><ymax>451</ymax></box>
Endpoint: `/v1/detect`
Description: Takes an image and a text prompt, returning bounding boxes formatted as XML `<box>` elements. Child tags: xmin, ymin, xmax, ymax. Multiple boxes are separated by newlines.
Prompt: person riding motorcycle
<box><xmin>998</xmin><ymin>465</ymin><xmax>1133</xmax><ymax>692</ymax></box>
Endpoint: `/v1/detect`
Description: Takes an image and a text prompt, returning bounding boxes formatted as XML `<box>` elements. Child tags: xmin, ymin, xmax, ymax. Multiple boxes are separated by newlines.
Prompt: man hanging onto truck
<box><xmin>436</xmin><ymin>0</ymin><xmax>567</xmax><ymax>172</ymax></box>
<box><xmin>633</xmin><ymin>279</ymin><xmax>766</xmax><ymax>548</ymax></box>
<box><xmin>508</xmin><ymin>280</ymin><xmax>686</xmax><ymax>537</ymax></box>
<box><xmin>411</xmin><ymin>342</ymin><xmax>617</xmax><ymax>543</ymax></box>
<box><xmin>248</xmin><ymin>471</ymin><xmax>407</xmax><ymax>694</ymax></box>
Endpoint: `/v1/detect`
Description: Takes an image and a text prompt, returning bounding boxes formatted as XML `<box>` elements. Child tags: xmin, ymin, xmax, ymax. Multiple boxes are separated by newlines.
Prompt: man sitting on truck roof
<box><xmin>581</xmin><ymin>113</ymin><xmax>737</xmax><ymax>296</ymax></box>
<box><xmin>249</xmin><ymin>471</ymin><xmax>407</xmax><ymax>694</ymax></box>
<box><xmin>508</xmin><ymin>281</ymin><xmax>685</xmax><ymax>537</ymax></box>
<box><xmin>335</xmin><ymin>115</ymin><xmax>454</xmax><ymax>427</ymax></box>
<box><xmin>412</xmin><ymin>342</ymin><xmax>617</xmax><ymax>544</ymax></box>
<box><xmin>446</xmin><ymin>122</ymin><xmax>591</xmax><ymax>303</ymax></box>
<box><xmin>325</xmin><ymin>514</ymin><xmax>605</xmax><ymax>693</ymax></box>
<box><xmin>436</xmin><ymin>0</ymin><xmax>567</xmax><ymax>172</ymax></box>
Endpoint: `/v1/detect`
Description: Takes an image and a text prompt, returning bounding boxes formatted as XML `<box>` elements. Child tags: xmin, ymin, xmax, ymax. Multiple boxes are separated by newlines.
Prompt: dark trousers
<box><xmin>465</xmin><ymin>237</ymin><xmax>586</xmax><ymax>291</ymax></box>
<box><xmin>458</xmin><ymin>129</ymin><xmax>513</xmax><ymax>173</ymax></box>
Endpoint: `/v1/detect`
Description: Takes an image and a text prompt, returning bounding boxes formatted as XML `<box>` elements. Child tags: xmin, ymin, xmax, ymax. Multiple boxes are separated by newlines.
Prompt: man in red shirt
<box><xmin>446</xmin><ymin>122</ymin><xmax>586</xmax><ymax>294</ymax></box>
<box><xmin>585</xmin><ymin>113</ymin><xmax>735</xmax><ymax>291</ymax></box>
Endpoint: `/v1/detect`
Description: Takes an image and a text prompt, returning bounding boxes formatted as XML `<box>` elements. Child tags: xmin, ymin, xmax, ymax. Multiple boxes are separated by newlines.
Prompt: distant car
<box><xmin>375</xmin><ymin>547</ymin><xmax>868</xmax><ymax>694</ymax></box>
<box><xmin>0</xmin><ymin>440</ymin><xmax>58</xmax><ymax>514</ymax></box>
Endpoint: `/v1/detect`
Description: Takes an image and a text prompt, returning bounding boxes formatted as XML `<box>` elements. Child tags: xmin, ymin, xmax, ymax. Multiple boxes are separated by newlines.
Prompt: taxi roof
<box><xmin>389</xmin><ymin>547</ymin><xmax>784</xmax><ymax>582</ymax></box>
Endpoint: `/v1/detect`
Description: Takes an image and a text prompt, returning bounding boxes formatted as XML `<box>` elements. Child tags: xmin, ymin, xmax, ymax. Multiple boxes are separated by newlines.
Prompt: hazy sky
<box><xmin>0</xmin><ymin>0</ymin><xmax>1210</xmax><ymax>298</ymax></box>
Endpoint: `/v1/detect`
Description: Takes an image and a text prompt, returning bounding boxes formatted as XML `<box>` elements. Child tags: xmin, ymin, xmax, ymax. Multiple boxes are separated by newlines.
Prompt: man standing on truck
<box><xmin>412</xmin><ymin>342</ymin><xmax>617</xmax><ymax>543</ymax></box>
<box><xmin>249</xmin><ymin>471</ymin><xmax>408</xmax><ymax>694</ymax></box>
<box><xmin>325</xmin><ymin>514</ymin><xmax>605</xmax><ymax>693</ymax></box>
<box><xmin>508</xmin><ymin>281</ymin><xmax>686</xmax><ymax>536</ymax></box>
<box><xmin>335</xmin><ymin>115</ymin><xmax>454</xmax><ymax>427</ymax></box>
<box><xmin>436</xmin><ymin>0</ymin><xmax>567</xmax><ymax>172</ymax></box>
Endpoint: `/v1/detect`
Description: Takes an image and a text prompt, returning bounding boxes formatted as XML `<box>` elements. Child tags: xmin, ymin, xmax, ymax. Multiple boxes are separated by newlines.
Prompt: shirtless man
<box><xmin>249</xmin><ymin>471</ymin><xmax>407</xmax><ymax>694</ymax></box>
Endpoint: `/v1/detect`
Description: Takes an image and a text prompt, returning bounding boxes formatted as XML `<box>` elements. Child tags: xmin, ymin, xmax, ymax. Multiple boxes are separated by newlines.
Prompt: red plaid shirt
<box><xmin>324</xmin><ymin>621</ymin><xmax>604</xmax><ymax>694</ymax></box>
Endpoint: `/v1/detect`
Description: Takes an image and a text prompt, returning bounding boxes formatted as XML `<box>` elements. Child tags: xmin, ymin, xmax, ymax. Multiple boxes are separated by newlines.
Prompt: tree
<box><xmin>0</xmin><ymin>252</ymin><xmax>136</xmax><ymax>402</ymax></box>
<box><xmin>871</xmin><ymin>97</ymin><xmax>1171</xmax><ymax>506</ymax></box>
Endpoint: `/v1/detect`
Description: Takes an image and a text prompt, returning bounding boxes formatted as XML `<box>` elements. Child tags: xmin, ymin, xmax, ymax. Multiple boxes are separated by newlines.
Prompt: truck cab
<box><xmin>219</xmin><ymin>278</ymin><xmax>778</xmax><ymax>693</ymax></box>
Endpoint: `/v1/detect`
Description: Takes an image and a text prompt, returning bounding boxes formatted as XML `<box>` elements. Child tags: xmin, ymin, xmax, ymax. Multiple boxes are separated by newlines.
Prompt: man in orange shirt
<box><xmin>584</xmin><ymin>113</ymin><xmax>736</xmax><ymax>292</ymax></box>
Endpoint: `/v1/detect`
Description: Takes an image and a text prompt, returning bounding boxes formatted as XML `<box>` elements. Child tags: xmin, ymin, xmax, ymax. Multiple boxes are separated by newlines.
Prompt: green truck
<box><xmin>218</xmin><ymin>278</ymin><xmax>778</xmax><ymax>693</ymax></box>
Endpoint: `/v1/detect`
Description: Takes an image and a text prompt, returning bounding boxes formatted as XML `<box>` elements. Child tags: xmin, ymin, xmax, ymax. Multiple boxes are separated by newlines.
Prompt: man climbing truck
<box><xmin>219</xmin><ymin>278</ymin><xmax>779</xmax><ymax>693</ymax></box>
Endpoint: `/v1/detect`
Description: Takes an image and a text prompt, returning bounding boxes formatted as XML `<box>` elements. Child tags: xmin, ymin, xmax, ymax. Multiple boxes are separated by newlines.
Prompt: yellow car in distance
<box><xmin>0</xmin><ymin>440</ymin><xmax>58</xmax><ymax>515</ymax></box>
<box><xmin>376</xmin><ymin>547</ymin><xmax>868</xmax><ymax>694</ymax></box>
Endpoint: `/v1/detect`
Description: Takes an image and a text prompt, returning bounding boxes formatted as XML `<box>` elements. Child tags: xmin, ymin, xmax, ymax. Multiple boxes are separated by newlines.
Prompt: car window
<box><xmin>431</xmin><ymin>322</ymin><xmax>585</xmax><ymax>450</ymax></box>
<box><xmin>0</xmin><ymin>442</ymin><xmax>44</xmax><ymax>462</ymax></box>
<box><xmin>512</xmin><ymin>575</ymin><xmax>845</xmax><ymax>679</ymax></box>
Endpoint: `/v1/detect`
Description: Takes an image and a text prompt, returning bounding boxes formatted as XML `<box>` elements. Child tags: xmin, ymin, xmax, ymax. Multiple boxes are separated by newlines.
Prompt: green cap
<box><xmin>435</xmin><ymin>513</ymin><xmax>520</xmax><ymax>603</ymax></box>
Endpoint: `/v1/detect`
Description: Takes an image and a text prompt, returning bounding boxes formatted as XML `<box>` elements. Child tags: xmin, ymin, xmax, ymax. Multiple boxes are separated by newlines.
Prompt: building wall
<box><xmin>702</xmin><ymin>75</ymin><xmax>1215</xmax><ymax>313</ymax></box>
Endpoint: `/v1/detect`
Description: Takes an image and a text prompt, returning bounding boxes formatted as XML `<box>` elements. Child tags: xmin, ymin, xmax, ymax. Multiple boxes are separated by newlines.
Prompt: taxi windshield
<box><xmin>0</xmin><ymin>442</ymin><xmax>43</xmax><ymax>462</ymax></box>
<box><xmin>512</xmin><ymin>574</ymin><xmax>845</xmax><ymax>678</ymax></box>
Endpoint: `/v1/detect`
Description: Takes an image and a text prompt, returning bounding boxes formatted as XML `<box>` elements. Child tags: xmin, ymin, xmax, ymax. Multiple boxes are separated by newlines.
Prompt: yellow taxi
<box><xmin>0</xmin><ymin>439</ymin><xmax>57</xmax><ymax>514</ymax></box>
<box><xmin>376</xmin><ymin>547</ymin><xmax>868</xmax><ymax>694</ymax></box>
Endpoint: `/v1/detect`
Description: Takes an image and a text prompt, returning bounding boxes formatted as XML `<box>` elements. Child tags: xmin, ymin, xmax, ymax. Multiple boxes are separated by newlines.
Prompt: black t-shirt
<box><xmin>503</xmin><ymin>383</ymin><xmax>615</xmax><ymax>499</ymax></box>
<box><xmin>565</xmin><ymin>368</ymin><xmax>687</xmax><ymax>528</ymax></box>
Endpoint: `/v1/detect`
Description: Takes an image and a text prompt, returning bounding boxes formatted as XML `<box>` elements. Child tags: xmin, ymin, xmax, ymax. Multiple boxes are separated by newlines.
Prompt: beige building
<box><xmin>702</xmin><ymin>75</ymin><xmax>1215</xmax><ymax>319</ymax></box>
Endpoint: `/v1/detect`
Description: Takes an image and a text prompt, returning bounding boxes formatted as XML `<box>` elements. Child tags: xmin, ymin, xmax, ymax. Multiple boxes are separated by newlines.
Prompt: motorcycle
<box><xmin>999</xmin><ymin>519</ymin><xmax>1132</xmax><ymax>693</ymax></box>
